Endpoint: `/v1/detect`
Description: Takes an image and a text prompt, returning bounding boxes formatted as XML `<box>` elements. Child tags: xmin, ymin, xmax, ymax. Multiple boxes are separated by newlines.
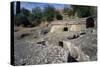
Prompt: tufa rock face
<box><xmin>63</xmin><ymin>41</ymin><xmax>79</xmax><ymax>59</ymax></box>
<box><xmin>62</xmin><ymin>41</ymin><xmax>90</xmax><ymax>62</ymax></box>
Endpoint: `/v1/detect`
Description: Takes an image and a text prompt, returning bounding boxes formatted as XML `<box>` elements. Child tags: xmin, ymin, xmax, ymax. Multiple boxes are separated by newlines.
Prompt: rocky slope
<box><xmin>14</xmin><ymin>26</ymin><xmax>97</xmax><ymax>65</ymax></box>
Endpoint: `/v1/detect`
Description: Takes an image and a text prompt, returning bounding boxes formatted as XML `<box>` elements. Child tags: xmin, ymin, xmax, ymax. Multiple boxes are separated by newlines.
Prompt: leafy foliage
<box><xmin>71</xmin><ymin>5</ymin><xmax>96</xmax><ymax>18</ymax></box>
<box><xmin>21</xmin><ymin>8</ymin><xmax>30</xmax><ymax>16</ymax></box>
<box><xmin>16</xmin><ymin>1</ymin><xmax>20</xmax><ymax>14</ymax></box>
<box><xmin>14</xmin><ymin>13</ymin><xmax>30</xmax><ymax>27</ymax></box>
<box><xmin>43</xmin><ymin>5</ymin><xmax>56</xmax><ymax>22</ymax></box>
<box><xmin>63</xmin><ymin>7</ymin><xmax>74</xmax><ymax>18</ymax></box>
<box><xmin>64</xmin><ymin>5</ymin><xmax>96</xmax><ymax>18</ymax></box>
<box><xmin>55</xmin><ymin>11</ymin><xmax>63</xmax><ymax>20</ymax></box>
<box><xmin>28</xmin><ymin>7</ymin><xmax>43</xmax><ymax>26</ymax></box>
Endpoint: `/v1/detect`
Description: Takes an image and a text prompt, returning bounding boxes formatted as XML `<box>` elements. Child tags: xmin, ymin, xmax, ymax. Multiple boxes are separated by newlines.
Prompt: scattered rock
<box><xmin>26</xmin><ymin>45</ymin><xmax>69</xmax><ymax>65</ymax></box>
<box><xmin>67</xmin><ymin>34</ymin><xmax>79</xmax><ymax>40</ymax></box>
<box><xmin>80</xmin><ymin>31</ymin><xmax>86</xmax><ymax>35</ymax></box>
<box><xmin>40</xmin><ymin>27</ymin><xmax>50</xmax><ymax>35</ymax></box>
<box><xmin>37</xmin><ymin>41</ymin><xmax>47</xmax><ymax>46</ymax></box>
<box><xmin>20</xmin><ymin>33</ymin><xmax>30</xmax><ymax>39</ymax></box>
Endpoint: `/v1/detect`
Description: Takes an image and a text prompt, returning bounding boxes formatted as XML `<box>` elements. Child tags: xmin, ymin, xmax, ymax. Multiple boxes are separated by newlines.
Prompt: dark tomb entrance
<box><xmin>86</xmin><ymin>17</ymin><xmax>94</xmax><ymax>28</ymax></box>
<box><xmin>59</xmin><ymin>41</ymin><xmax>63</xmax><ymax>48</ymax></box>
<box><xmin>63</xmin><ymin>27</ymin><xmax>68</xmax><ymax>31</ymax></box>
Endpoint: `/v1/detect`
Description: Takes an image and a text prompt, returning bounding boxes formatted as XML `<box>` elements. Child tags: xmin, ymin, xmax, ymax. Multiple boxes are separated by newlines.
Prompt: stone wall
<box><xmin>50</xmin><ymin>24</ymin><xmax>86</xmax><ymax>33</ymax></box>
<box><xmin>70</xmin><ymin>24</ymin><xmax>86</xmax><ymax>31</ymax></box>
<box><xmin>50</xmin><ymin>25</ymin><xmax>66</xmax><ymax>33</ymax></box>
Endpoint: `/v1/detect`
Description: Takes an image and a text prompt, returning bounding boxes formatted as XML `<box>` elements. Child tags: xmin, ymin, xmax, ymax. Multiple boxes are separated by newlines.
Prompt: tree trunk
<box><xmin>16</xmin><ymin>1</ymin><xmax>20</xmax><ymax>15</ymax></box>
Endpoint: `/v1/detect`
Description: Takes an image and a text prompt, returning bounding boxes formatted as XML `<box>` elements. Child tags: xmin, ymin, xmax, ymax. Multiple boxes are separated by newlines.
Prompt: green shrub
<box><xmin>63</xmin><ymin>7</ymin><xmax>74</xmax><ymax>17</ymax></box>
<box><xmin>43</xmin><ymin>5</ymin><xmax>56</xmax><ymax>22</ymax></box>
<box><xmin>21</xmin><ymin>8</ymin><xmax>30</xmax><ymax>16</ymax></box>
<box><xmin>71</xmin><ymin>5</ymin><xmax>96</xmax><ymax>18</ymax></box>
<box><xmin>64</xmin><ymin>5</ymin><xmax>96</xmax><ymax>18</ymax></box>
<box><xmin>76</xmin><ymin>6</ymin><xmax>91</xmax><ymax>17</ymax></box>
<box><xmin>55</xmin><ymin>11</ymin><xmax>63</xmax><ymax>20</ymax></box>
<box><xmin>28</xmin><ymin>7</ymin><xmax>43</xmax><ymax>27</ymax></box>
<box><xmin>14</xmin><ymin>13</ymin><xmax>30</xmax><ymax>27</ymax></box>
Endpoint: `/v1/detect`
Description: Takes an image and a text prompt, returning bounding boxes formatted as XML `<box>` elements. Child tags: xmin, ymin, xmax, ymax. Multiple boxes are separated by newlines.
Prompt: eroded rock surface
<box><xmin>14</xmin><ymin>26</ymin><xmax>97</xmax><ymax>65</ymax></box>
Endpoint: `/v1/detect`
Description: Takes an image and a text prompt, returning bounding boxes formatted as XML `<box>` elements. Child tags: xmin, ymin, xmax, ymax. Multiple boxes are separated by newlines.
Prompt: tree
<box><xmin>64</xmin><ymin>7</ymin><xmax>70</xmax><ymax>13</ymax></box>
<box><xmin>43</xmin><ymin>5</ymin><xmax>56</xmax><ymax>22</ymax></box>
<box><xmin>68</xmin><ymin>8</ymin><xmax>74</xmax><ymax>17</ymax></box>
<box><xmin>64</xmin><ymin>5</ymin><xmax>96</xmax><ymax>18</ymax></box>
<box><xmin>29</xmin><ymin>7</ymin><xmax>43</xmax><ymax>26</ymax></box>
<box><xmin>14</xmin><ymin>13</ymin><xmax>30</xmax><ymax>27</ymax></box>
<box><xmin>21</xmin><ymin>8</ymin><xmax>30</xmax><ymax>16</ymax></box>
<box><xmin>55</xmin><ymin>11</ymin><xmax>63</xmax><ymax>20</ymax></box>
<box><xmin>16</xmin><ymin>1</ymin><xmax>20</xmax><ymax>15</ymax></box>
<box><xmin>71</xmin><ymin>5</ymin><xmax>96</xmax><ymax>18</ymax></box>
<box><xmin>63</xmin><ymin>7</ymin><xmax>74</xmax><ymax>18</ymax></box>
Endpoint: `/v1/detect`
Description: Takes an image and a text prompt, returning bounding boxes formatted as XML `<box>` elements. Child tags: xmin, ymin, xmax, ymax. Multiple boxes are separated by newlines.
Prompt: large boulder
<box><xmin>70</xmin><ymin>33</ymin><xmax>97</xmax><ymax>61</ymax></box>
<box><xmin>62</xmin><ymin>41</ymin><xmax>90</xmax><ymax>62</ymax></box>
